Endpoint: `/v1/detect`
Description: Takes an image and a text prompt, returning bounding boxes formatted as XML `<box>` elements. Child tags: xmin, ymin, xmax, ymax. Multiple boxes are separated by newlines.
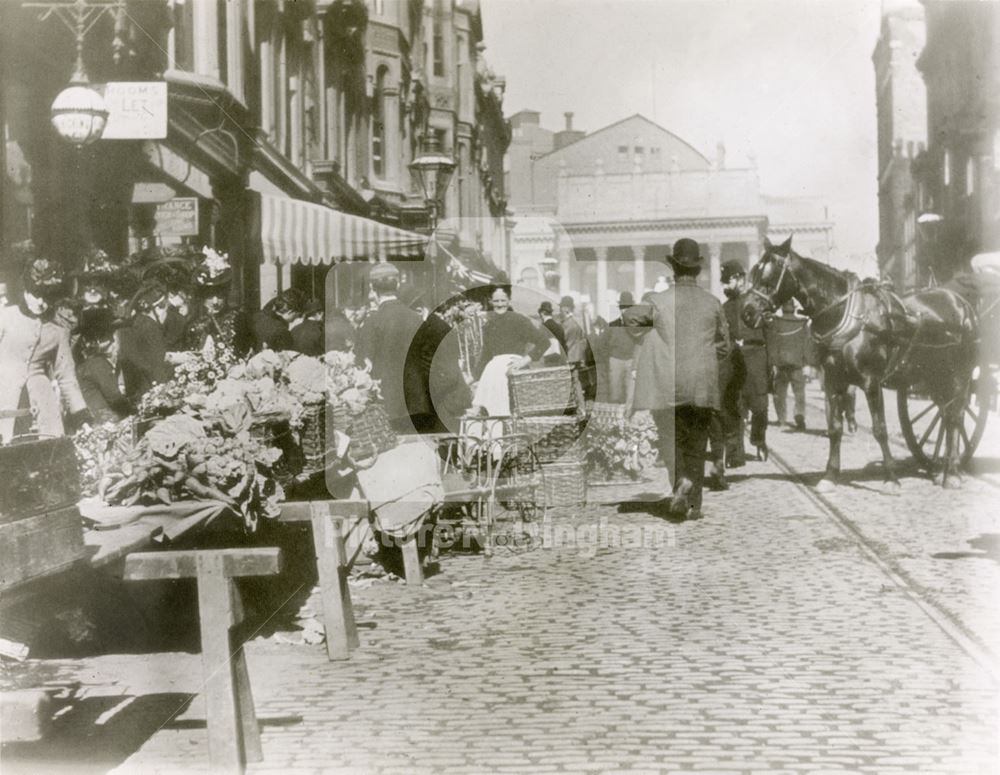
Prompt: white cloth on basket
<box><xmin>471</xmin><ymin>354</ymin><xmax>521</xmax><ymax>417</ymax></box>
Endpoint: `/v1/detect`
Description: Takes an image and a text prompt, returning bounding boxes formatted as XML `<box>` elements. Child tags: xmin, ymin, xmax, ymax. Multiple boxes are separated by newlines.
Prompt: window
<box><xmin>372</xmin><ymin>66</ymin><xmax>388</xmax><ymax>178</ymax></box>
<box><xmin>432</xmin><ymin>0</ymin><xmax>445</xmax><ymax>77</ymax></box>
<box><xmin>434</xmin><ymin>128</ymin><xmax>449</xmax><ymax>154</ymax></box>
<box><xmin>617</xmin><ymin>145</ymin><xmax>628</xmax><ymax>162</ymax></box>
<box><xmin>650</xmin><ymin>147</ymin><xmax>661</xmax><ymax>157</ymax></box>
<box><xmin>966</xmin><ymin>157</ymin><xmax>976</xmax><ymax>197</ymax></box>
<box><xmin>634</xmin><ymin>146</ymin><xmax>644</xmax><ymax>155</ymax></box>
<box><xmin>169</xmin><ymin>0</ymin><xmax>194</xmax><ymax>72</ymax></box>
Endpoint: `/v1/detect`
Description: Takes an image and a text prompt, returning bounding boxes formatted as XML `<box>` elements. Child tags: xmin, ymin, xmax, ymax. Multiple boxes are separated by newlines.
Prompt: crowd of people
<box><xmin>0</xmin><ymin>239</ymin><xmax>818</xmax><ymax>521</ymax></box>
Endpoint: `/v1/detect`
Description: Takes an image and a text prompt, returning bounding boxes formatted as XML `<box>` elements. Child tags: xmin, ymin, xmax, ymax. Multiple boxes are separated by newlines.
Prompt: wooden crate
<box><xmin>0</xmin><ymin>506</ymin><xmax>86</xmax><ymax>593</ymax></box>
<box><xmin>0</xmin><ymin>438</ymin><xmax>81</xmax><ymax>524</ymax></box>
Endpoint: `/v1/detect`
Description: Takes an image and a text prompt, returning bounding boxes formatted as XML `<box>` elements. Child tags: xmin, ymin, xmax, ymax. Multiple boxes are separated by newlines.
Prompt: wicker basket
<box><xmin>346</xmin><ymin>403</ymin><xmax>398</xmax><ymax>463</ymax></box>
<box><xmin>298</xmin><ymin>402</ymin><xmax>327</xmax><ymax>475</ymax></box>
<box><xmin>250</xmin><ymin>417</ymin><xmax>302</xmax><ymax>483</ymax></box>
<box><xmin>541</xmin><ymin>460</ymin><xmax>587</xmax><ymax>507</ymax></box>
<box><xmin>508</xmin><ymin>366</ymin><xmax>580</xmax><ymax>416</ymax></box>
<box><xmin>514</xmin><ymin>415</ymin><xmax>586</xmax><ymax>463</ymax></box>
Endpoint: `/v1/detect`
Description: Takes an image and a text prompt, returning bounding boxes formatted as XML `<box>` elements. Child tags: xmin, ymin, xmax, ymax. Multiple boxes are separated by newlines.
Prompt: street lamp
<box><xmin>27</xmin><ymin>0</ymin><xmax>127</xmax><ymax>146</ymax></box>
<box><xmin>409</xmin><ymin>134</ymin><xmax>456</xmax><ymax>229</ymax></box>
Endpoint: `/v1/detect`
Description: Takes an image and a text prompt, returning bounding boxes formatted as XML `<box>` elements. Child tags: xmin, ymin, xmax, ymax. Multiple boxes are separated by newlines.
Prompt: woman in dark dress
<box><xmin>76</xmin><ymin>326</ymin><xmax>131</xmax><ymax>424</ymax></box>
<box><xmin>475</xmin><ymin>286</ymin><xmax>550</xmax><ymax>378</ymax></box>
<box><xmin>183</xmin><ymin>264</ymin><xmax>252</xmax><ymax>355</ymax></box>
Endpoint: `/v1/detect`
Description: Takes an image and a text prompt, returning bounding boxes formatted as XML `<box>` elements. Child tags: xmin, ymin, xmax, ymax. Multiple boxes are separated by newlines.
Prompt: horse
<box><xmin>741</xmin><ymin>237</ymin><xmax>978</xmax><ymax>491</ymax></box>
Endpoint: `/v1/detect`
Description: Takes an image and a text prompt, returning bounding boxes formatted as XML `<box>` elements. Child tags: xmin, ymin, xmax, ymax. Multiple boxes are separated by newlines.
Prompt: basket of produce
<box><xmin>508</xmin><ymin>365</ymin><xmax>580</xmax><ymax>416</ymax></box>
<box><xmin>513</xmin><ymin>415</ymin><xmax>586</xmax><ymax>463</ymax></box>
<box><xmin>540</xmin><ymin>460</ymin><xmax>587</xmax><ymax>507</ymax></box>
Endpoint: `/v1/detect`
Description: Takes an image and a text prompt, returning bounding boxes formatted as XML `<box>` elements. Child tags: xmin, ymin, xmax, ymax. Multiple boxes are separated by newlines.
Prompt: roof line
<box><xmin>533</xmin><ymin>113</ymin><xmax>711</xmax><ymax>163</ymax></box>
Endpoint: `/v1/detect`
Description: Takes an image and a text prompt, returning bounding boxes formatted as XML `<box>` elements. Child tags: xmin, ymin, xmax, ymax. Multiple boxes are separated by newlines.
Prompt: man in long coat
<box><xmin>355</xmin><ymin>263</ymin><xmax>427</xmax><ymax>433</ymax></box>
<box><xmin>624</xmin><ymin>238</ymin><xmax>730</xmax><ymax>518</ymax></box>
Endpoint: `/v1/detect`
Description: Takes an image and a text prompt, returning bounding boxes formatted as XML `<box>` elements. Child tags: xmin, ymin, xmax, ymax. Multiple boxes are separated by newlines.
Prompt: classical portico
<box><xmin>553</xmin><ymin>217</ymin><xmax>765</xmax><ymax>319</ymax></box>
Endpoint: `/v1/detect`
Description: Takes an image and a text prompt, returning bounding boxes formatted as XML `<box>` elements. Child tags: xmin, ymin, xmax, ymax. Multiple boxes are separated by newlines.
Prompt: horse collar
<box><xmin>810</xmin><ymin>277</ymin><xmax>863</xmax><ymax>346</ymax></box>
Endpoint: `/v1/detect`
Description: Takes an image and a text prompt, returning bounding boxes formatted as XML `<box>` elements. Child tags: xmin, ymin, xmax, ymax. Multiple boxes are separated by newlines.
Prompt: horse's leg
<box><xmin>818</xmin><ymin>381</ymin><xmax>843</xmax><ymax>492</ymax></box>
<box><xmin>941</xmin><ymin>393</ymin><xmax>964</xmax><ymax>490</ymax></box>
<box><xmin>864</xmin><ymin>382</ymin><xmax>899</xmax><ymax>489</ymax></box>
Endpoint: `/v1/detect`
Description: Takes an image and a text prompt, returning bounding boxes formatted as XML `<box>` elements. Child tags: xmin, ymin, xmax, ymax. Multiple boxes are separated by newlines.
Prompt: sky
<box><xmin>480</xmin><ymin>0</ymin><xmax>886</xmax><ymax>260</ymax></box>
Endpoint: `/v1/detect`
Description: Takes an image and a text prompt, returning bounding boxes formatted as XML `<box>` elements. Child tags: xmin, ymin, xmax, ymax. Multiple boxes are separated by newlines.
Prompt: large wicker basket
<box><xmin>345</xmin><ymin>403</ymin><xmax>398</xmax><ymax>463</ymax></box>
<box><xmin>250</xmin><ymin>416</ymin><xmax>302</xmax><ymax>483</ymax></box>
<box><xmin>508</xmin><ymin>366</ymin><xmax>581</xmax><ymax>416</ymax></box>
<box><xmin>298</xmin><ymin>402</ymin><xmax>327</xmax><ymax>476</ymax></box>
<box><xmin>540</xmin><ymin>460</ymin><xmax>587</xmax><ymax>507</ymax></box>
<box><xmin>514</xmin><ymin>415</ymin><xmax>586</xmax><ymax>463</ymax></box>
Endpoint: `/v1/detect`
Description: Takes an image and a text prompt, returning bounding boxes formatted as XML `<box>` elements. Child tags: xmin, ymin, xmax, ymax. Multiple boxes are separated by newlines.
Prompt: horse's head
<box><xmin>741</xmin><ymin>236</ymin><xmax>798</xmax><ymax>329</ymax></box>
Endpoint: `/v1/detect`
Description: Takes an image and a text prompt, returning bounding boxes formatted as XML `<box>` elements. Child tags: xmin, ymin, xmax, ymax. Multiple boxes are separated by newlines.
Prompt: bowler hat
<box><xmin>559</xmin><ymin>295</ymin><xmax>575</xmax><ymax>310</ymax></box>
<box><xmin>369</xmin><ymin>262</ymin><xmax>400</xmax><ymax>282</ymax></box>
<box><xmin>303</xmin><ymin>298</ymin><xmax>324</xmax><ymax>317</ymax></box>
<box><xmin>720</xmin><ymin>259</ymin><xmax>746</xmax><ymax>283</ymax></box>
<box><xmin>667</xmin><ymin>238</ymin><xmax>703</xmax><ymax>269</ymax></box>
<box><xmin>538</xmin><ymin>301</ymin><xmax>554</xmax><ymax>315</ymax></box>
<box><xmin>618</xmin><ymin>291</ymin><xmax>634</xmax><ymax>307</ymax></box>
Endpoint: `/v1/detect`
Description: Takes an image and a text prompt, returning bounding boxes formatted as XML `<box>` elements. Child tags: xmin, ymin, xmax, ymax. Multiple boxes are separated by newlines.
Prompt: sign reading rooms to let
<box><xmin>102</xmin><ymin>82</ymin><xmax>168</xmax><ymax>140</ymax></box>
<box><xmin>154</xmin><ymin>198</ymin><xmax>199</xmax><ymax>236</ymax></box>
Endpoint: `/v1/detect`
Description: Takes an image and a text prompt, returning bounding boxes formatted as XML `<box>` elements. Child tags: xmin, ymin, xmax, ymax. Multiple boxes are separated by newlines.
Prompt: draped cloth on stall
<box><xmin>354</xmin><ymin>441</ymin><xmax>443</xmax><ymax>541</ymax></box>
<box><xmin>258</xmin><ymin>192</ymin><xmax>427</xmax><ymax>265</ymax></box>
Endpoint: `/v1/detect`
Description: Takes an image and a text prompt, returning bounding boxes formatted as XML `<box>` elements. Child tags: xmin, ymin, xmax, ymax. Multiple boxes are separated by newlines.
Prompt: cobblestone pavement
<box><xmin>785</xmin><ymin>381</ymin><xmax>1000</xmax><ymax>666</ymax></box>
<box><xmin>4</xmin><ymin>395</ymin><xmax>1000</xmax><ymax>774</ymax></box>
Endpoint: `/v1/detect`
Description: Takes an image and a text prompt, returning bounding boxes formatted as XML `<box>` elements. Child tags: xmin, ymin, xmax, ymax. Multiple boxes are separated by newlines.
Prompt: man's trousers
<box><xmin>652</xmin><ymin>405</ymin><xmax>714</xmax><ymax>511</ymax></box>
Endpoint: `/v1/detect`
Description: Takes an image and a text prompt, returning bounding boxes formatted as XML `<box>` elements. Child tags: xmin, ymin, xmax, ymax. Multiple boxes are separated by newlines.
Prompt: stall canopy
<box><xmin>259</xmin><ymin>192</ymin><xmax>428</xmax><ymax>265</ymax></box>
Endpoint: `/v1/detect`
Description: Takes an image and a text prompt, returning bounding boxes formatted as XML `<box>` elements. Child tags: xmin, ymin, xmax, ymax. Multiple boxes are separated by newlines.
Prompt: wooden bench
<box><xmin>123</xmin><ymin>548</ymin><xmax>282</xmax><ymax>775</ymax></box>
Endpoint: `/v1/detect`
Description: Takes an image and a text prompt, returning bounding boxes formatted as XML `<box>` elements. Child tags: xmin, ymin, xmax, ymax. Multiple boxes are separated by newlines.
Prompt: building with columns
<box><xmin>507</xmin><ymin>113</ymin><xmax>834</xmax><ymax>320</ymax></box>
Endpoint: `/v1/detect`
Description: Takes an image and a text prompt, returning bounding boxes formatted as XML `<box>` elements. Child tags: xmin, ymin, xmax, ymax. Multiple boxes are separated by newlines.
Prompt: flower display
<box><xmin>73</xmin><ymin>419</ymin><xmax>135</xmax><ymax>496</ymax></box>
<box><xmin>139</xmin><ymin>341</ymin><xmax>238</xmax><ymax>417</ymax></box>
<box><xmin>322</xmin><ymin>351</ymin><xmax>381</xmax><ymax>414</ymax></box>
<box><xmin>90</xmin><ymin>413</ymin><xmax>284</xmax><ymax>533</ymax></box>
<box><xmin>584</xmin><ymin>408</ymin><xmax>659</xmax><ymax>481</ymax></box>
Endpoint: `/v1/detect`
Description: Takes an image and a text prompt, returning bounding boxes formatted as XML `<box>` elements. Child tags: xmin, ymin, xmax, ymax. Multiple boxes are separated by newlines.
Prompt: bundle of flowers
<box><xmin>441</xmin><ymin>298</ymin><xmax>484</xmax><ymax>326</ymax></box>
<box><xmin>583</xmin><ymin>409</ymin><xmax>659</xmax><ymax>481</ymax></box>
<box><xmin>93</xmin><ymin>413</ymin><xmax>284</xmax><ymax>532</ymax></box>
<box><xmin>138</xmin><ymin>341</ymin><xmax>239</xmax><ymax>417</ymax></box>
<box><xmin>73</xmin><ymin>418</ymin><xmax>136</xmax><ymax>496</ymax></box>
<box><xmin>322</xmin><ymin>351</ymin><xmax>381</xmax><ymax>415</ymax></box>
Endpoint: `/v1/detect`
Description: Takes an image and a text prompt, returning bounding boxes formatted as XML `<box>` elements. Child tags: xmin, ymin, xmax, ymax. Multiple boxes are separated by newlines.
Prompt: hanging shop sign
<box><xmin>102</xmin><ymin>82</ymin><xmax>168</xmax><ymax>140</ymax></box>
<box><xmin>154</xmin><ymin>197</ymin><xmax>200</xmax><ymax>236</ymax></box>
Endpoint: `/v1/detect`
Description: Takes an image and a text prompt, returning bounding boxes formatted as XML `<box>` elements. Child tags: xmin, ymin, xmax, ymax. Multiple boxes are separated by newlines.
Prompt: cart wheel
<box><xmin>897</xmin><ymin>367</ymin><xmax>991</xmax><ymax>471</ymax></box>
<box><xmin>495</xmin><ymin>439</ymin><xmax>546</xmax><ymax>524</ymax></box>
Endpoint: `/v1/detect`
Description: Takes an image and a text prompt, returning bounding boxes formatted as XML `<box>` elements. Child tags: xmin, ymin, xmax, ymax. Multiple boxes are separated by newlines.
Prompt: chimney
<box><xmin>564</xmin><ymin>112</ymin><xmax>574</xmax><ymax>131</ymax></box>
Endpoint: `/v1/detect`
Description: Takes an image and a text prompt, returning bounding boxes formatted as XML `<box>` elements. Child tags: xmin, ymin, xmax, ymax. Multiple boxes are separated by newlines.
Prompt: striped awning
<box><xmin>259</xmin><ymin>192</ymin><xmax>427</xmax><ymax>265</ymax></box>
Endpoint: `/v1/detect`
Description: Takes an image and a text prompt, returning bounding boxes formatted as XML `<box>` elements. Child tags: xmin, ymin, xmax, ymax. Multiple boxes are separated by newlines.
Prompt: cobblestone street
<box><xmin>2</xmin><ymin>384</ymin><xmax>996</xmax><ymax>774</ymax></box>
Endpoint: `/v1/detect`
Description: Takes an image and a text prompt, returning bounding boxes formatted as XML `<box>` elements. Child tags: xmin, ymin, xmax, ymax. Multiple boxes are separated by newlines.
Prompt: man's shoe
<box><xmin>794</xmin><ymin>415</ymin><xmax>806</xmax><ymax>432</ymax></box>
<box><xmin>671</xmin><ymin>478</ymin><xmax>693</xmax><ymax>516</ymax></box>
<box><xmin>706</xmin><ymin>463</ymin><xmax>728</xmax><ymax>491</ymax></box>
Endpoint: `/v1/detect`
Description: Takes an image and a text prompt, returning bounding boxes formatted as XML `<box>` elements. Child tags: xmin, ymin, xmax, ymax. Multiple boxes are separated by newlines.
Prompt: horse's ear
<box><xmin>763</xmin><ymin>237</ymin><xmax>774</xmax><ymax>252</ymax></box>
<box><xmin>780</xmin><ymin>236</ymin><xmax>793</xmax><ymax>251</ymax></box>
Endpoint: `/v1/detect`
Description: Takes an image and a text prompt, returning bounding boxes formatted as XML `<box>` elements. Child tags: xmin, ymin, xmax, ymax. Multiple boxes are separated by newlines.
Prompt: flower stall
<box><xmin>74</xmin><ymin>342</ymin><xmax>392</xmax><ymax>536</ymax></box>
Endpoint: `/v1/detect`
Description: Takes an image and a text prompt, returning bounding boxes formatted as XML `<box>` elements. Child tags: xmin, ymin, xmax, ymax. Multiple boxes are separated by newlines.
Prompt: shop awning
<box><xmin>259</xmin><ymin>192</ymin><xmax>428</xmax><ymax>265</ymax></box>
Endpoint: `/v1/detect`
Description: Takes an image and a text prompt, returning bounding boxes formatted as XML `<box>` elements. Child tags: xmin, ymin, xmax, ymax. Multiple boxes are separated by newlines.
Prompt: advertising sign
<box><xmin>154</xmin><ymin>198</ymin><xmax>199</xmax><ymax>236</ymax></box>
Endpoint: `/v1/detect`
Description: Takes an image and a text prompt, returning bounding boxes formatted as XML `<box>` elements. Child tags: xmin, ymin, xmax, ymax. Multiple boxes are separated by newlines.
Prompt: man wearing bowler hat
<box><xmin>624</xmin><ymin>238</ymin><xmax>730</xmax><ymax>519</ymax></box>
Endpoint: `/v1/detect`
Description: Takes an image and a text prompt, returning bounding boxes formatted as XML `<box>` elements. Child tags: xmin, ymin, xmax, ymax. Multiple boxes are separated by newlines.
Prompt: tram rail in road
<box><xmin>766</xmin><ymin>439</ymin><xmax>1000</xmax><ymax>687</ymax></box>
